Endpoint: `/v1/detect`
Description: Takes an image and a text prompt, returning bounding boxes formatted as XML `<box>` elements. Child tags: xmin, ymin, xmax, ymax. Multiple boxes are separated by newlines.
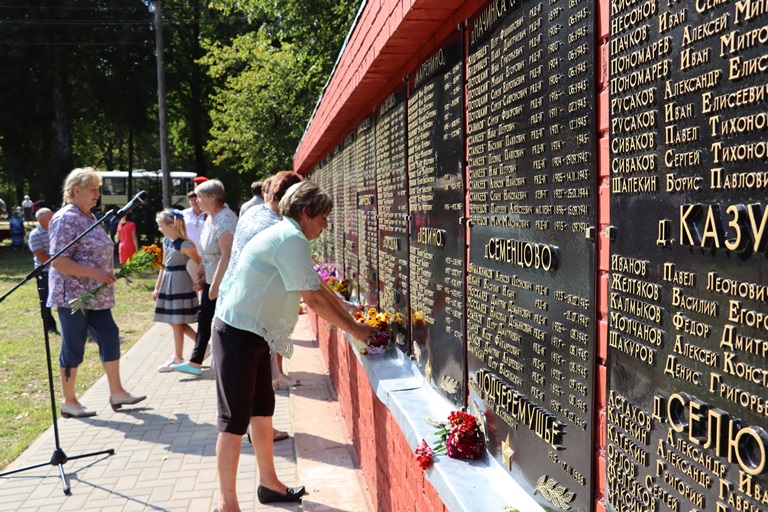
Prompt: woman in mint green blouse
<box><xmin>212</xmin><ymin>181</ymin><xmax>379</xmax><ymax>508</ymax></box>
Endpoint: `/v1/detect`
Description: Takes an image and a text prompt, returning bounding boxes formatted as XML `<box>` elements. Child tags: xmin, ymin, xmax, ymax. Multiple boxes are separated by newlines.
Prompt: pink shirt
<box><xmin>48</xmin><ymin>204</ymin><xmax>115</xmax><ymax>310</ymax></box>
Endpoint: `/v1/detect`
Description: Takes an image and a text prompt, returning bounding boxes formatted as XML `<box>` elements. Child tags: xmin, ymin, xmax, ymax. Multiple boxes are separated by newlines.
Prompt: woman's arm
<box><xmin>208</xmin><ymin>230</ymin><xmax>233</xmax><ymax>300</ymax></box>
<box><xmin>51</xmin><ymin>256</ymin><xmax>117</xmax><ymax>285</ymax></box>
<box><xmin>193</xmin><ymin>263</ymin><xmax>206</xmax><ymax>292</ymax></box>
<box><xmin>131</xmin><ymin>226</ymin><xmax>139</xmax><ymax>252</ymax></box>
<box><xmin>301</xmin><ymin>283</ymin><xmax>378</xmax><ymax>342</ymax></box>
<box><xmin>319</xmin><ymin>278</ymin><xmax>359</xmax><ymax>312</ymax></box>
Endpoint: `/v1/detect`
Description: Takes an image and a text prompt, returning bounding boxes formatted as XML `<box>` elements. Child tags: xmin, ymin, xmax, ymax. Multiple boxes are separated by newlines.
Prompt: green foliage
<box><xmin>202</xmin><ymin>33</ymin><xmax>305</xmax><ymax>174</ymax></box>
<box><xmin>0</xmin><ymin>0</ymin><xmax>158</xmax><ymax>206</ymax></box>
<box><xmin>202</xmin><ymin>0</ymin><xmax>359</xmax><ymax>176</ymax></box>
<box><xmin>0</xmin><ymin>0</ymin><xmax>354</xmax><ymax>206</ymax></box>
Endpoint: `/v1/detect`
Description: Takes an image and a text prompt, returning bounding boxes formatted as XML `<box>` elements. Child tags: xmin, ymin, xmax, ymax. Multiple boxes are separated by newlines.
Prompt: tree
<box><xmin>0</xmin><ymin>0</ymin><xmax>157</xmax><ymax>207</ymax></box>
<box><xmin>202</xmin><ymin>0</ymin><xmax>359</xmax><ymax>177</ymax></box>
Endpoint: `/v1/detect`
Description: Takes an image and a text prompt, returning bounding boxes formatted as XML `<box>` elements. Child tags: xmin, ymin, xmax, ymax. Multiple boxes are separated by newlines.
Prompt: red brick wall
<box><xmin>308</xmin><ymin>310</ymin><xmax>449</xmax><ymax>512</ymax></box>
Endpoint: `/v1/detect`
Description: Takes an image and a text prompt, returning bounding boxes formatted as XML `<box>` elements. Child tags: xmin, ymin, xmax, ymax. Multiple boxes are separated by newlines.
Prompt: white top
<box><xmin>181</xmin><ymin>207</ymin><xmax>208</xmax><ymax>255</ymax></box>
<box><xmin>217</xmin><ymin>217</ymin><xmax>320</xmax><ymax>357</ymax></box>
<box><xmin>239</xmin><ymin>195</ymin><xmax>264</xmax><ymax>216</ymax></box>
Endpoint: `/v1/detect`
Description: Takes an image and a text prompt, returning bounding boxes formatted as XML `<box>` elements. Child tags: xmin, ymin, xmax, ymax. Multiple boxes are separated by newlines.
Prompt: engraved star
<box><xmin>502</xmin><ymin>433</ymin><xmax>514</xmax><ymax>471</ymax></box>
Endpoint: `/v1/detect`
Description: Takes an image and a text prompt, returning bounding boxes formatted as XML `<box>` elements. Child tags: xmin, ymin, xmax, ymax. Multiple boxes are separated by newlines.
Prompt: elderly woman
<box><xmin>171</xmin><ymin>179</ymin><xmax>237</xmax><ymax>376</ymax></box>
<box><xmin>48</xmin><ymin>167</ymin><xmax>145</xmax><ymax>418</ymax></box>
<box><xmin>212</xmin><ymin>181</ymin><xmax>379</xmax><ymax>510</ymax></box>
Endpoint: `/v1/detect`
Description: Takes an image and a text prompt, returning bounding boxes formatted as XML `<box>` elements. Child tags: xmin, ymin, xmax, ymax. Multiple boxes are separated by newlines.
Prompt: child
<box><xmin>153</xmin><ymin>209</ymin><xmax>201</xmax><ymax>372</ymax></box>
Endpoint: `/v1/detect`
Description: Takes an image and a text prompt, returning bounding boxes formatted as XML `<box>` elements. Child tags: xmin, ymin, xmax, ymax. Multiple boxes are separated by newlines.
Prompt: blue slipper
<box><xmin>170</xmin><ymin>361</ymin><xmax>203</xmax><ymax>376</ymax></box>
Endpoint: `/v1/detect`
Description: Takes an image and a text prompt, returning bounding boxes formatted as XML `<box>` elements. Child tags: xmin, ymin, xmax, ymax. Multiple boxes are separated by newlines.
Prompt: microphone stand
<box><xmin>0</xmin><ymin>208</ymin><xmax>120</xmax><ymax>495</ymax></box>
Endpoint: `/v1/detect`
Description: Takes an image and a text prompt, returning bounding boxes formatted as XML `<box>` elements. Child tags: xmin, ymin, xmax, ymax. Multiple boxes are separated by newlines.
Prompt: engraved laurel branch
<box><xmin>533</xmin><ymin>475</ymin><xmax>575</xmax><ymax>510</ymax></box>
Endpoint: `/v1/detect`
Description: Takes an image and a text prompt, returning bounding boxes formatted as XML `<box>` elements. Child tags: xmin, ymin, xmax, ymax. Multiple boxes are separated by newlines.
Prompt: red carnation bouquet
<box><xmin>416</xmin><ymin>411</ymin><xmax>484</xmax><ymax>470</ymax></box>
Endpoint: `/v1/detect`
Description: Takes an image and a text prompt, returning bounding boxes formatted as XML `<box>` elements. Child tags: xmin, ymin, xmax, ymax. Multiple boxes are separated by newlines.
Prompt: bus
<box><xmin>98</xmin><ymin>170</ymin><xmax>197</xmax><ymax>210</ymax></box>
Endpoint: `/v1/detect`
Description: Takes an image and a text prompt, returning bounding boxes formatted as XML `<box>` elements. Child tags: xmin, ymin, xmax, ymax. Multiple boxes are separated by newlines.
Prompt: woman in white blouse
<box><xmin>212</xmin><ymin>181</ymin><xmax>379</xmax><ymax>509</ymax></box>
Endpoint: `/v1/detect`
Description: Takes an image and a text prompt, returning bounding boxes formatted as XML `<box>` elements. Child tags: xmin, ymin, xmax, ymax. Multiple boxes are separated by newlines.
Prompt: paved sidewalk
<box><xmin>0</xmin><ymin>315</ymin><xmax>373</xmax><ymax>512</ymax></box>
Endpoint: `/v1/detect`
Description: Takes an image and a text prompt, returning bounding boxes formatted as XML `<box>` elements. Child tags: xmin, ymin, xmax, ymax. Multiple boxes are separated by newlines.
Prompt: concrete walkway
<box><xmin>0</xmin><ymin>315</ymin><xmax>373</xmax><ymax>512</ymax></box>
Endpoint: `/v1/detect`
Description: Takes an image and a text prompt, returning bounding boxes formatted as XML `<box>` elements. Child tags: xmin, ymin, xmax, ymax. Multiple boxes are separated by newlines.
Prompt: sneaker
<box><xmin>158</xmin><ymin>356</ymin><xmax>183</xmax><ymax>373</ymax></box>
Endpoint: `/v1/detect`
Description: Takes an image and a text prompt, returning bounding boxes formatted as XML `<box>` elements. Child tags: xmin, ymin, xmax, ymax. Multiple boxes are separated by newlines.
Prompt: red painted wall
<box><xmin>595</xmin><ymin>0</ymin><xmax>611</xmax><ymax>510</ymax></box>
<box><xmin>309</xmin><ymin>310</ymin><xmax>450</xmax><ymax>512</ymax></box>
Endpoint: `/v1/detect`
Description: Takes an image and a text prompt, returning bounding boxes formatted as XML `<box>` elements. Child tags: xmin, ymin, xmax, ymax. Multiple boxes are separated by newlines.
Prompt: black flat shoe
<box><xmin>257</xmin><ymin>484</ymin><xmax>305</xmax><ymax>504</ymax></box>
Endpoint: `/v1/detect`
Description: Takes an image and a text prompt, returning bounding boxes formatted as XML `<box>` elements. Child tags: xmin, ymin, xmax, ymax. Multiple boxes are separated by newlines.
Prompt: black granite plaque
<box><xmin>312</xmin><ymin>157</ymin><xmax>335</xmax><ymax>263</ymax></box>
<box><xmin>408</xmin><ymin>34</ymin><xmax>466</xmax><ymax>407</ymax></box>
<box><xmin>465</xmin><ymin>1</ymin><xmax>597</xmax><ymax>510</ymax></box>
<box><xmin>328</xmin><ymin>146</ymin><xmax>346</xmax><ymax>274</ymax></box>
<box><xmin>376</xmin><ymin>89</ymin><xmax>410</xmax><ymax>352</ymax></box>
<box><xmin>608</xmin><ymin>1</ymin><xmax>768</xmax><ymax>511</ymax></box>
<box><xmin>341</xmin><ymin>134</ymin><xmax>359</xmax><ymax>303</ymax></box>
<box><xmin>356</xmin><ymin>116</ymin><xmax>379</xmax><ymax>307</ymax></box>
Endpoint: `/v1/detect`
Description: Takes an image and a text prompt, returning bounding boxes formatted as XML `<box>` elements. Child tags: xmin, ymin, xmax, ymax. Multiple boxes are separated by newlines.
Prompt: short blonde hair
<box><xmin>195</xmin><ymin>179</ymin><xmax>226</xmax><ymax>205</ymax></box>
<box><xmin>278</xmin><ymin>181</ymin><xmax>332</xmax><ymax>220</ymax></box>
<box><xmin>63</xmin><ymin>167</ymin><xmax>102</xmax><ymax>205</ymax></box>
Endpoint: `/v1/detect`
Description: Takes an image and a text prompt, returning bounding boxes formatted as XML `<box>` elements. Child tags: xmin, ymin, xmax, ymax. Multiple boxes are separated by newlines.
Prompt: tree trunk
<box><xmin>128</xmin><ymin>129</ymin><xmax>134</xmax><ymax>199</ymax></box>
<box><xmin>190</xmin><ymin>1</ymin><xmax>207</xmax><ymax>176</ymax></box>
<box><xmin>52</xmin><ymin>48</ymin><xmax>74</xmax><ymax>177</ymax></box>
<box><xmin>155</xmin><ymin>0</ymin><xmax>172</xmax><ymax>209</ymax></box>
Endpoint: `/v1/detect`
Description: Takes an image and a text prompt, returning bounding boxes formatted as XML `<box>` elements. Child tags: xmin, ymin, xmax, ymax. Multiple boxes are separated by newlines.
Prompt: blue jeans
<box><xmin>58</xmin><ymin>308</ymin><xmax>120</xmax><ymax>377</ymax></box>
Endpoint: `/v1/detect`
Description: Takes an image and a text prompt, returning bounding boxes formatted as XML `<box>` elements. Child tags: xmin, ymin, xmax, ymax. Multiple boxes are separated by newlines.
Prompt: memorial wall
<box><xmin>306</xmin><ymin>0</ymin><xmax>768</xmax><ymax>509</ymax></box>
<box><xmin>607</xmin><ymin>0</ymin><xmax>768</xmax><ymax>510</ymax></box>
<box><xmin>464</xmin><ymin>0</ymin><xmax>596</xmax><ymax>510</ymax></box>
<box><xmin>407</xmin><ymin>34</ymin><xmax>466</xmax><ymax>406</ymax></box>
<box><xmin>376</xmin><ymin>90</ymin><xmax>411</xmax><ymax>351</ymax></box>
<box><xmin>356</xmin><ymin>117</ymin><xmax>379</xmax><ymax>307</ymax></box>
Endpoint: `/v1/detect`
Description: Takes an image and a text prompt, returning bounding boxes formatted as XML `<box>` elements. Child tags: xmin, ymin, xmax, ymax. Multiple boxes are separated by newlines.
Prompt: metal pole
<box><xmin>154</xmin><ymin>0</ymin><xmax>172</xmax><ymax>208</ymax></box>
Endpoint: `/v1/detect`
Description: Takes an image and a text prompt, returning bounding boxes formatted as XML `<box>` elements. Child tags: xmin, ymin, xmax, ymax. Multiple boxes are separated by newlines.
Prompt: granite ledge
<box><xmin>343</xmin><ymin>333</ymin><xmax>545</xmax><ymax>512</ymax></box>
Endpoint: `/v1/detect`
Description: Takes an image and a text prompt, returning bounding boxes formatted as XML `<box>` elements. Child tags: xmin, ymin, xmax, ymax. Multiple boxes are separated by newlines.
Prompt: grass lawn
<box><xmin>0</xmin><ymin>227</ymin><xmax>156</xmax><ymax>469</ymax></box>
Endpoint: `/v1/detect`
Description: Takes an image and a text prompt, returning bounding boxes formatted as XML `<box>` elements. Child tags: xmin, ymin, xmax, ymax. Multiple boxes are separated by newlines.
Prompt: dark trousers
<box><xmin>36</xmin><ymin>272</ymin><xmax>57</xmax><ymax>333</ymax></box>
<box><xmin>190</xmin><ymin>282</ymin><xmax>216</xmax><ymax>365</ymax></box>
<box><xmin>213</xmin><ymin>319</ymin><xmax>274</xmax><ymax>435</ymax></box>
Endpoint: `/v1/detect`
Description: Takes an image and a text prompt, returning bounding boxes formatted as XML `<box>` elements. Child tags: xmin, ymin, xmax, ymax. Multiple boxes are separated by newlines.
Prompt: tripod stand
<box><xmin>0</xmin><ymin>209</ymin><xmax>119</xmax><ymax>495</ymax></box>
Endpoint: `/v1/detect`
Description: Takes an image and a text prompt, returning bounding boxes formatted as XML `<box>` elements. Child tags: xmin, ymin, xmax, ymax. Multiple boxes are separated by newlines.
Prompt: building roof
<box><xmin>293</xmin><ymin>0</ymin><xmax>486</xmax><ymax>174</ymax></box>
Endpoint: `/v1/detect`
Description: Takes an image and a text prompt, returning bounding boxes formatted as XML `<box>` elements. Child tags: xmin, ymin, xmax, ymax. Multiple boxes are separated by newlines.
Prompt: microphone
<box><xmin>110</xmin><ymin>190</ymin><xmax>147</xmax><ymax>222</ymax></box>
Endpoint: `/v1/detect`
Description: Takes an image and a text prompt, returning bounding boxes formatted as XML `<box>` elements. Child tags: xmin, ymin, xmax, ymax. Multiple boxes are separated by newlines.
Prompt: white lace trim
<box><xmin>304</xmin><ymin>276</ymin><xmax>321</xmax><ymax>290</ymax></box>
<box><xmin>257</xmin><ymin>319</ymin><xmax>295</xmax><ymax>358</ymax></box>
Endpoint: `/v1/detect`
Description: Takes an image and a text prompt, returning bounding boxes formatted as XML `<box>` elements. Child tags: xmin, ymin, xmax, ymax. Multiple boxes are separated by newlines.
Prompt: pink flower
<box><xmin>415</xmin><ymin>439</ymin><xmax>434</xmax><ymax>470</ymax></box>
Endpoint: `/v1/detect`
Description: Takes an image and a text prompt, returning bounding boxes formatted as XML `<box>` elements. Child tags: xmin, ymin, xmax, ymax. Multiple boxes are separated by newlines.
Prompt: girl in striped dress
<box><xmin>153</xmin><ymin>209</ymin><xmax>201</xmax><ymax>372</ymax></box>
